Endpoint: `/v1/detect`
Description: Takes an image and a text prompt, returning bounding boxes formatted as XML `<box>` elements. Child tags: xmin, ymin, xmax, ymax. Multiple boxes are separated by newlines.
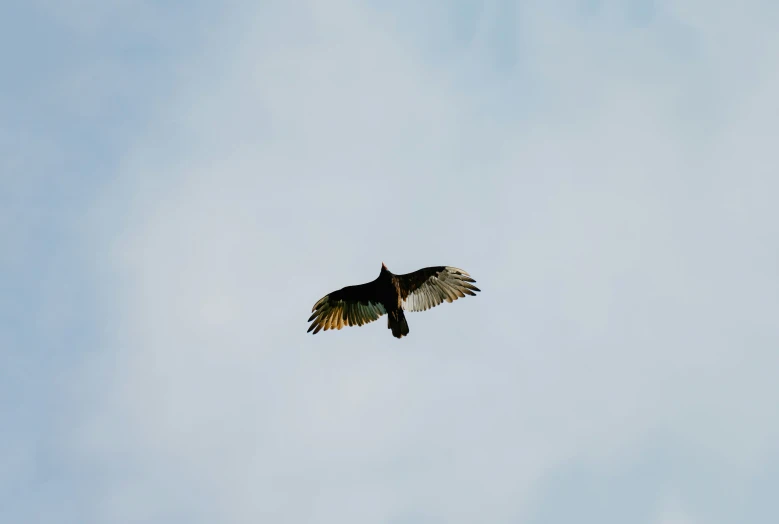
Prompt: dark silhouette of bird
<box><xmin>307</xmin><ymin>263</ymin><xmax>480</xmax><ymax>338</ymax></box>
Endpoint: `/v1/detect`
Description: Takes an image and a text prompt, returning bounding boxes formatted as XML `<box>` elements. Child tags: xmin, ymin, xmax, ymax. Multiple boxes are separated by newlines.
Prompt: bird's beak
<box><xmin>382</xmin><ymin>262</ymin><xmax>387</xmax><ymax>270</ymax></box>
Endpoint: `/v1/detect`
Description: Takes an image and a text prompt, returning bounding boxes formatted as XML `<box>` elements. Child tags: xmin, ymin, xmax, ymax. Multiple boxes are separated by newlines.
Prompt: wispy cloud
<box><xmin>3</xmin><ymin>1</ymin><xmax>778</xmax><ymax>523</ymax></box>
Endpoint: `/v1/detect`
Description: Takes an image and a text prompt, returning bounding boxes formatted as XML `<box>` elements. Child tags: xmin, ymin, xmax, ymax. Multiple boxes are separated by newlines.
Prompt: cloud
<box><xmin>8</xmin><ymin>0</ymin><xmax>774</xmax><ymax>523</ymax></box>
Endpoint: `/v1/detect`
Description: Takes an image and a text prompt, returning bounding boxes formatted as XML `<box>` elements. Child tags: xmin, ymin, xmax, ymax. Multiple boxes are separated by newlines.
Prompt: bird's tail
<box><xmin>388</xmin><ymin>310</ymin><xmax>409</xmax><ymax>339</ymax></box>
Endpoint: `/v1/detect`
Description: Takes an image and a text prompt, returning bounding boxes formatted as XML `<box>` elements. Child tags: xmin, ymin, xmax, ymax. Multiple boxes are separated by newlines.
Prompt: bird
<box><xmin>307</xmin><ymin>263</ymin><xmax>480</xmax><ymax>339</ymax></box>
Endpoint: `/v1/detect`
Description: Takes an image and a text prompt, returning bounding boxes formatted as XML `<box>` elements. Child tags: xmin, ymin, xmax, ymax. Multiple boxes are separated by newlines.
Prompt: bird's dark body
<box><xmin>307</xmin><ymin>263</ymin><xmax>479</xmax><ymax>339</ymax></box>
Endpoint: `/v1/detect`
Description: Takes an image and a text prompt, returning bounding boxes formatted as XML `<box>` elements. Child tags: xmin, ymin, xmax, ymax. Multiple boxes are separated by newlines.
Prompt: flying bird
<box><xmin>307</xmin><ymin>263</ymin><xmax>480</xmax><ymax>339</ymax></box>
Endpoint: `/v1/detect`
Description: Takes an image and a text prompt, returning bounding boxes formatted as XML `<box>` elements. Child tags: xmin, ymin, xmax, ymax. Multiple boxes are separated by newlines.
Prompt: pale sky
<box><xmin>2</xmin><ymin>1</ymin><xmax>778</xmax><ymax>523</ymax></box>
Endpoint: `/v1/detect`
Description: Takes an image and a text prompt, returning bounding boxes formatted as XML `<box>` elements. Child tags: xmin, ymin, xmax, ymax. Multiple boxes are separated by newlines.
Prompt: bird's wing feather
<box><xmin>398</xmin><ymin>266</ymin><xmax>480</xmax><ymax>312</ymax></box>
<box><xmin>307</xmin><ymin>281</ymin><xmax>387</xmax><ymax>334</ymax></box>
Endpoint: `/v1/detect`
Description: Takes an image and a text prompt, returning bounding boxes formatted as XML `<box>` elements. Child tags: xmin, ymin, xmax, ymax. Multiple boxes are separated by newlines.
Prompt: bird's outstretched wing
<box><xmin>397</xmin><ymin>266</ymin><xmax>480</xmax><ymax>312</ymax></box>
<box><xmin>308</xmin><ymin>281</ymin><xmax>387</xmax><ymax>334</ymax></box>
